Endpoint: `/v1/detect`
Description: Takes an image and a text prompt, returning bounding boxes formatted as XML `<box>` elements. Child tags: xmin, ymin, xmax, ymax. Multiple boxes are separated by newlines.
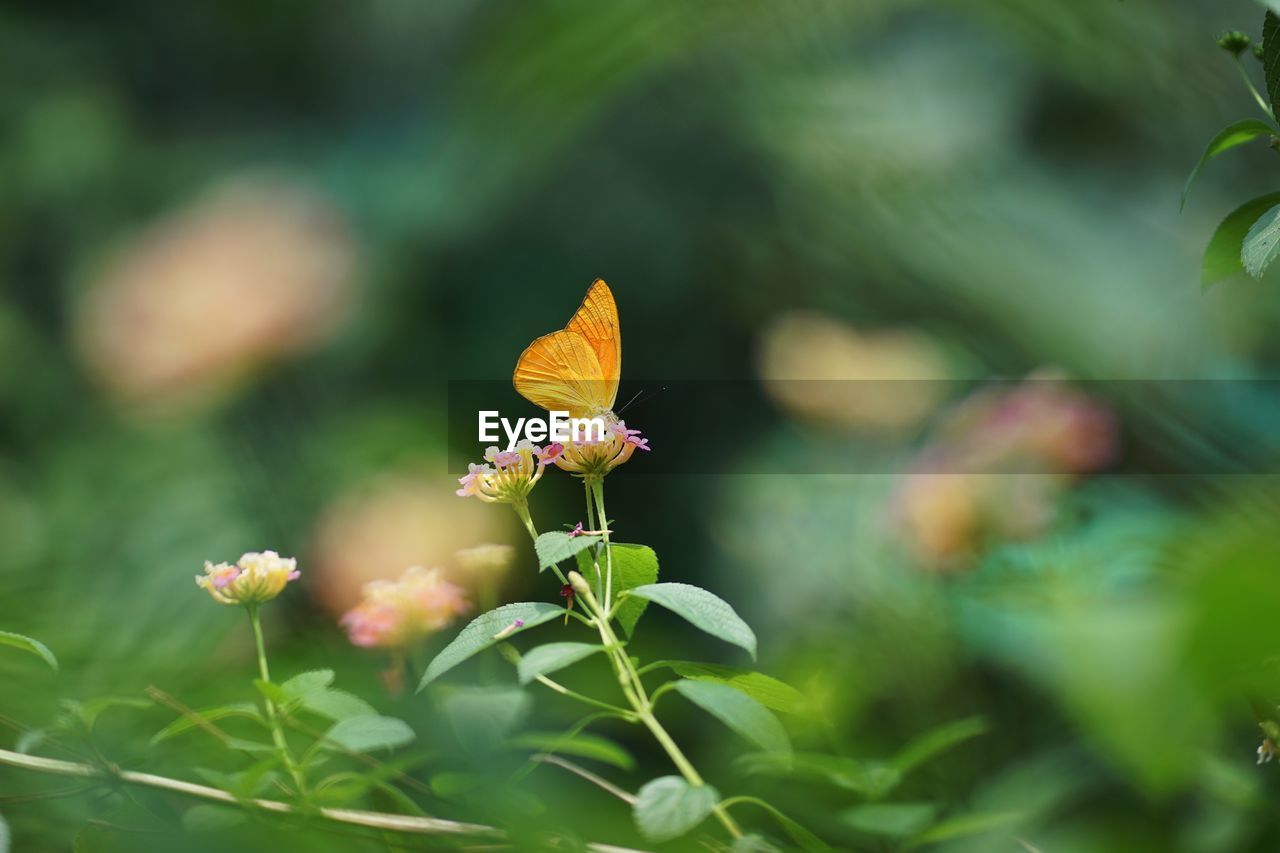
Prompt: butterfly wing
<box><xmin>513</xmin><ymin>329</ymin><xmax>611</xmax><ymax>417</ymax></box>
<box><xmin>564</xmin><ymin>279</ymin><xmax>620</xmax><ymax>411</ymax></box>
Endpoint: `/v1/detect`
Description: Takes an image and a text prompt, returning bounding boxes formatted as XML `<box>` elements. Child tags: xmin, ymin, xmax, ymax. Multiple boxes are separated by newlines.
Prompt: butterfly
<box><xmin>513</xmin><ymin>279</ymin><xmax>620</xmax><ymax>419</ymax></box>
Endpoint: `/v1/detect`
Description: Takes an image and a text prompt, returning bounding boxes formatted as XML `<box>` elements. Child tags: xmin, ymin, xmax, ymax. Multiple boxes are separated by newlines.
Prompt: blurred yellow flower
<box><xmin>196</xmin><ymin>550</ymin><xmax>300</xmax><ymax>606</ymax></box>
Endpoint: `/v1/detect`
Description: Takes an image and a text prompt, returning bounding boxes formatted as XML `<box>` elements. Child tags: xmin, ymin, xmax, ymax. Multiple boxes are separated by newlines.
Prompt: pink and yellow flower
<box><xmin>455</xmin><ymin>440</ymin><xmax>559</xmax><ymax>504</ymax></box>
<box><xmin>340</xmin><ymin>566</ymin><xmax>470</xmax><ymax>649</ymax></box>
<box><xmin>196</xmin><ymin>550</ymin><xmax>300</xmax><ymax>606</ymax></box>
<box><xmin>554</xmin><ymin>417</ymin><xmax>649</xmax><ymax>480</ymax></box>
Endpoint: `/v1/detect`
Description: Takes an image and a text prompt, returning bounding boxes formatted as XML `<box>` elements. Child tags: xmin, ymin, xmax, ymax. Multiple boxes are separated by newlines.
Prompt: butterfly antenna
<box><xmin>617</xmin><ymin>386</ymin><xmax>666</xmax><ymax>415</ymax></box>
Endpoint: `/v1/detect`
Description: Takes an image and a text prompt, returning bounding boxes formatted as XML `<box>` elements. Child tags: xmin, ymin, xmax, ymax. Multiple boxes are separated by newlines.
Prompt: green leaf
<box><xmin>890</xmin><ymin>716</ymin><xmax>988</xmax><ymax>775</ymax></box>
<box><xmin>253</xmin><ymin>679</ymin><xmax>287</xmax><ymax>705</ymax></box>
<box><xmin>674</xmin><ymin>679</ymin><xmax>790</xmax><ymax>754</ymax></box>
<box><xmin>281</xmin><ymin>669</ymin><xmax>334</xmax><ymax>698</ymax></box>
<box><xmin>914</xmin><ymin>810</ymin><xmax>1026</xmax><ymax>844</ymax></box>
<box><xmin>633</xmin><ymin>776</ymin><xmax>720</xmax><ymax>842</ymax></box>
<box><xmin>440</xmin><ymin>686</ymin><xmax>532</xmax><ymax>754</ymax></box>
<box><xmin>418</xmin><ymin>602</ymin><xmax>566</xmax><ymax>689</ymax></box>
<box><xmin>299</xmin><ymin>688</ymin><xmax>378</xmax><ymax>722</ymax></box>
<box><xmin>68</xmin><ymin>697</ymin><xmax>152</xmax><ymax>729</ymax></box>
<box><xmin>1266</xmin><ymin>11</ymin><xmax>1280</xmax><ymax>120</ymax></box>
<box><xmin>150</xmin><ymin>703</ymin><xmax>262</xmax><ymax>745</ymax></box>
<box><xmin>624</xmin><ymin>583</ymin><xmax>757</xmax><ymax>659</ymax></box>
<box><xmin>842</xmin><ymin>802</ymin><xmax>937</xmax><ymax>837</ymax></box>
<box><xmin>1203</xmin><ymin>192</ymin><xmax>1280</xmax><ymax>287</ymax></box>
<box><xmin>322</xmin><ymin>715</ymin><xmax>416</xmax><ymax>753</ymax></box>
<box><xmin>1242</xmin><ymin>201</ymin><xmax>1280</xmax><ymax>279</ymax></box>
<box><xmin>737</xmin><ymin>751</ymin><xmax>901</xmax><ymax>798</ymax></box>
<box><xmin>732</xmin><ymin>835</ymin><xmax>783</xmax><ymax>853</ymax></box>
<box><xmin>605</xmin><ymin>544</ymin><xmax>659</xmax><ymax>637</ymax></box>
<box><xmin>535</xmin><ymin>531</ymin><xmax>600</xmax><ymax>572</ymax></box>
<box><xmin>516</xmin><ymin>642</ymin><xmax>604</xmax><ymax>684</ymax></box>
<box><xmin>646</xmin><ymin>661</ymin><xmax>809</xmax><ymax>716</ymax></box>
<box><xmin>507</xmin><ymin>730</ymin><xmax>635</xmax><ymax>770</ymax></box>
<box><xmin>0</xmin><ymin>630</ymin><xmax>57</xmax><ymax>671</ymax></box>
<box><xmin>725</xmin><ymin>797</ymin><xmax>831</xmax><ymax>852</ymax></box>
<box><xmin>181</xmin><ymin>804</ymin><xmax>246</xmax><ymax>832</ymax></box>
<box><xmin>1181</xmin><ymin>119</ymin><xmax>1275</xmax><ymax>210</ymax></box>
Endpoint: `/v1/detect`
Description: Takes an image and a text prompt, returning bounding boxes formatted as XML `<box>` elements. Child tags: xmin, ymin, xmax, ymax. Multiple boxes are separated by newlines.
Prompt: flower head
<box><xmin>554</xmin><ymin>416</ymin><xmax>649</xmax><ymax>480</ymax></box>
<box><xmin>341</xmin><ymin>566</ymin><xmax>470</xmax><ymax>649</ymax></box>
<box><xmin>196</xmin><ymin>550</ymin><xmax>300</xmax><ymax>606</ymax></box>
<box><xmin>456</xmin><ymin>440</ymin><xmax>557</xmax><ymax>503</ymax></box>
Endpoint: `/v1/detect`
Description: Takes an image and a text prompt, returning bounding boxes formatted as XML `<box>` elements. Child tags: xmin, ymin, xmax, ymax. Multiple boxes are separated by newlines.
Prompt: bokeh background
<box><xmin>4</xmin><ymin>0</ymin><xmax>1280</xmax><ymax>850</ymax></box>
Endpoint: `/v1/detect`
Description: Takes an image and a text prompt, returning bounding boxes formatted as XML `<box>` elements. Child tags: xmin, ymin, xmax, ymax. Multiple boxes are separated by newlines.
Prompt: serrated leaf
<box><xmin>1202</xmin><ymin>192</ymin><xmax>1280</xmax><ymax>287</ymax></box>
<box><xmin>890</xmin><ymin>716</ymin><xmax>987</xmax><ymax>775</ymax></box>
<box><xmin>299</xmin><ymin>688</ymin><xmax>378</xmax><ymax>722</ymax></box>
<box><xmin>600</xmin><ymin>543</ymin><xmax>659</xmax><ymax>637</ymax></box>
<box><xmin>633</xmin><ymin>776</ymin><xmax>720</xmax><ymax>842</ymax></box>
<box><xmin>150</xmin><ymin>703</ymin><xmax>263</xmax><ymax>745</ymax></box>
<box><xmin>322</xmin><ymin>715</ymin><xmax>416</xmax><ymax>753</ymax></box>
<box><xmin>181</xmin><ymin>804</ymin><xmax>245</xmax><ymax>832</ymax></box>
<box><xmin>674</xmin><ymin>679</ymin><xmax>790</xmax><ymax>754</ymax></box>
<box><xmin>1181</xmin><ymin>119</ymin><xmax>1275</xmax><ymax>210</ymax></box>
<box><xmin>0</xmin><ymin>631</ymin><xmax>57</xmax><ymax>671</ymax></box>
<box><xmin>1242</xmin><ymin>201</ymin><xmax>1280</xmax><ymax>278</ymax></box>
<box><xmin>842</xmin><ymin>802</ymin><xmax>936</xmax><ymax>837</ymax></box>
<box><xmin>624</xmin><ymin>583</ymin><xmax>756</xmax><ymax>659</ymax></box>
<box><xmin>281</xmin><ymin>669</ymin><xmax>334</xmax><ymax>698</ymax></box>
<box><xmin>647</xmin><ymin>661</ymin><xmax>809</xmax><ymax>716</ymax></box>
<box><xmin>1266</xmin><ymin>11</ymin><xmax>1280</xmax><ymax>119</ymax></box>
<box><xmin>507</xmin><ymin>730</ymin><xmax>635</xmax><ymax>770</ymax></box>
<box><xmin>535</xmin><ymin>531</ymin><xmax>600</xmax><ymax>572</ymax></box>
<box><xmin>516</xmin><ymin>642</ymin><xmax>604</xmax><ymax>684</ymax></box>
<box><xmin>418</xmin><ymin>602</ymin><xmax>566</xmax><ymax>689</ymax></box>
<box><xmin>576</xmin><ymin>544</ymin><xmax>659</xmax><ymax>636</ymax></box>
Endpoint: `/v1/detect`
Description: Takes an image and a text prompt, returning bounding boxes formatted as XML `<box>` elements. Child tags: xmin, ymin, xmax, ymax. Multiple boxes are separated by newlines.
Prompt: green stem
<box><xmin>590</xmin><ymin>481</ymin><xmax>614</xmax><ymax>610</ymax></box>
<box><xmin>513</xmin><ymin>502</ymin><xmax>567</xmax><ymax>586</ymax></box>
<box><xmin>247</xmin><ymin>606</ymin><xmax>307</xmax><ymax>797</ymax></box>
<box><xmin>573</xmin><ymin>581</ymin><xmax>743</xmax><ymax>839</ymax></box>
<box><xmin>1235</xmin><ymin>55</ymin><xmax>1275</xmax><ymax>120</ymax></box>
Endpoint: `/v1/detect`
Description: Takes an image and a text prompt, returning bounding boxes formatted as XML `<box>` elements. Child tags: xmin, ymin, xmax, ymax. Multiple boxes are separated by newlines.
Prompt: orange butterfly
<box><xmin>513</xmin><ymin>279</ymin><xmax>620</xmax><ymax>419</ymax></box>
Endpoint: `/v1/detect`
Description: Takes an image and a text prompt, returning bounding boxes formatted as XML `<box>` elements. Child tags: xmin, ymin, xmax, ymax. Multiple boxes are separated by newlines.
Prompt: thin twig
<box><xmin>532</xmin><ymin>754</ymin><xmax>637</xmax><ymax>805</ymax></box>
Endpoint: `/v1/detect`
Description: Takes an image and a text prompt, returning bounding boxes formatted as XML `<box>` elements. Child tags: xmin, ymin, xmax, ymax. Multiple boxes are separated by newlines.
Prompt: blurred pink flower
<box><xmin>340</xmin><ymin>566</ymin><xmax>470</xmax><ymax>649</ymax></box>
<box><xmin>75</xmin><ymin>173</ymin><xmax>356</xmax><ymax>415</ymax></box>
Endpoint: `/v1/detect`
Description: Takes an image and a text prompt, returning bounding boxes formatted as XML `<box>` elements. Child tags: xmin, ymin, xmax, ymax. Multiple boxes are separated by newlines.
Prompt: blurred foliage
<box><xmin>4</xmin><ymin>0</ymin><xmax>1280</xmax><ymax>850</ymax></box>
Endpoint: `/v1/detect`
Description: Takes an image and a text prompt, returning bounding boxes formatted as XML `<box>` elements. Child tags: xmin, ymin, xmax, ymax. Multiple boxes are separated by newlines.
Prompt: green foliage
<box><xmin>1202</xmin><ymin>193</ymin><xmax>1280</xmax><ymax>287</ymax></box>
<box><xmin>576</xmin><ymin>542</ymin><xmax>658</xmax><ymax>637</ymax></box>
<box><xmin>643</xmin><ymin>661</ymin><xmax>810</xmax><ymax>715</ymax></box>
<box><xmin>440</xmin><ymin>685</ymin><xmax>532</xmax><ymax>754</ymax></box>
<box><xmin>418</xmin><ymin>602</ymin><xmax>567</xmax><ymax>688</ymax></box>
<box><xmin>889</xmin><ymin>715</ymin><xmax>988</xmax><ymax>775</ymax></box>
<box><xmin>507</xmin><ymin>730</ymin><xmax>635</xmax><ymax>770</ymax></box>
<box><xmin>624</xmin><ymin>583</ymin><xmax>757</xmax><ymax>659</ymax></box>
<box><xmin>1181</xmin><ymin>119</ymin><xmax>1275</xmax><ymax>210</ymax></box>
<box><xmin>516</xmin><ymin>641</ymin><xmax>604</xmax><ymax>684</ymax></box>
<box><xmin>633</xmin><ymin>775</ymin><xmax>720</xmax><ymax>842</ymax></box>
<box><xmin>842</xmin><ymin>802</ymin><xmax>937</xmax><ymax>837</ymax></box>
<box><xmin>1265</xmin><ymin>12</ymin><xmax>1280</xmax><ymax>116</ymax></box>
<box><xmin>0</xmin><ymin>630</ymin><xmax>57</xmax><ymax>671</ymax></box>
<box><xmin>1242</xmin><ymin>201</ymin><xmax>1280</xmax><ymax>278</ymax></box>
<box><xmin>150</xmin><ymin>703</ymin><xmax>263</xmax><ymax>745</ymax></box>
<box><xmin>321</xmin><ymin>714</ymin><xmax>416</xmax><ymax>753</ymax></box>
<box><xmin>535</xmin><ymin>531</ymin><xmax>600</xmax><ymax>572</ymax></box>
<box><xmin>672</xmin><ymin>679</ymin><xmax>791</xmax><ymax>755</ymax></box>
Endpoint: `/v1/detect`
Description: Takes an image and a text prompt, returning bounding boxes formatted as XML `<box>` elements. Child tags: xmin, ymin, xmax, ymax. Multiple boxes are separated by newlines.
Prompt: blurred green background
<box><xmin>4</xmin><ymin>0</ymin><xmax>1280</xmax><ymax>850</ymax></box>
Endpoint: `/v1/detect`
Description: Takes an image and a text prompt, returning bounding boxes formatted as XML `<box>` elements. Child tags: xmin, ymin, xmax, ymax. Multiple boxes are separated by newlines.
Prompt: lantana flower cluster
<box><xmin>553</xmin><ymin>418</ymin><xmax>649</xmax><ymax>480</ymax></box>
<box><xmin>196</xmin><ymin>550</ymin><xmax>300</xmax><ymax>606</ymax></box>
<box><xmin>340</xmin><ymin>566</ymin><xmax>471</xmax><ymax>649</ymax></box>
<box><xmin>456</xmin><ymin>440</ymin><xmax>563</xmax><ymax>504</ymax></box>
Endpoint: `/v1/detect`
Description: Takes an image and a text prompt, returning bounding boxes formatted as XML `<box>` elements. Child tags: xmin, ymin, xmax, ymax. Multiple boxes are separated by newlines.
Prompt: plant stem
<box><xmin>591</xmin><ymin>481</ymin><xmax>614</xmax><ymax>609</ymax></box>
<box><xmin>521</xmin><ymin>502</ymin><xmax>743</xmax><ymax>840</ymax></box>
<box><xmin>513</xmin><ymin>501</ymin><xmax>569</xmax><ymax>586</ymax></box>
<box><xmin>1235</xmin><ymin>55</ymin><xmax>1275</xmax><ymax>119</ymax></box>
<box><xmin>247</xmin><ymin>605</ymin><xmax>308</xmax><ymax>797</ymax></box>
<box><xmin>0</xmin><ymin>745</ymin><xmax>647</xmax><ymax>849</ymax></box>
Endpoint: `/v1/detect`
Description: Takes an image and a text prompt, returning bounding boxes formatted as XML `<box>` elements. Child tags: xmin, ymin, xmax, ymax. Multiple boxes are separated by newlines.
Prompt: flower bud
<box><xmin>1218</xmin><ymin>30</ymin><xmax>1252</xmax><ymax>57</ymax></box>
